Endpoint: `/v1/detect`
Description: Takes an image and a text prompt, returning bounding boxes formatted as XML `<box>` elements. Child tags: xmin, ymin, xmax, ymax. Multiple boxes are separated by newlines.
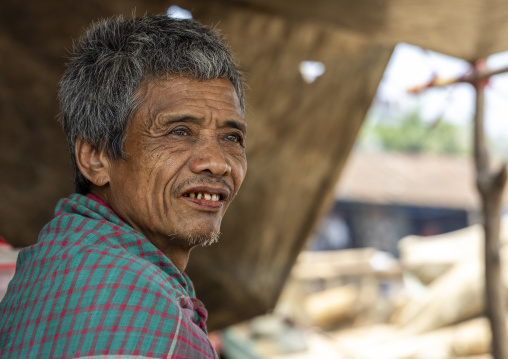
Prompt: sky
<box><xmin>376</xmin><ymin>43</ymin><xmax>508</xmax><ymax>140</ymax></box>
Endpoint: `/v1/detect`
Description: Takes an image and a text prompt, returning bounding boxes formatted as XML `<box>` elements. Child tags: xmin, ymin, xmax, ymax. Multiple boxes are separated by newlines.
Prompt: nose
<box><xmin>189</xmin><ymin>135</ymin><xmax>232</xmax><ymax>177</ymax></box>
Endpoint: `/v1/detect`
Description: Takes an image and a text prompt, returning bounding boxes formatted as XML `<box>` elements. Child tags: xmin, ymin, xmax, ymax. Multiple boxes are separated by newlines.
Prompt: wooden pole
<box><xmin>408</xmin><ymin>64</ymin><xmax>508</xmax><ymax>93</ymax></box>
<box><xmin>472</xmin><ymin>59</ymin><xmax>508</xmax><ymax>359</ymax></box>
<box><xmin>409</xmin><ymin>59</ymin><xmax>508</xmax><ymax>358</ymax></box>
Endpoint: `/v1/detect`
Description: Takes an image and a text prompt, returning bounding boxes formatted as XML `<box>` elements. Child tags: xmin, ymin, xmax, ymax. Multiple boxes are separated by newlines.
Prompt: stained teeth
<box><xmin>187</xmin><ymin>192</ymin><xmax>220</xmax><ymax>201</ymax></box>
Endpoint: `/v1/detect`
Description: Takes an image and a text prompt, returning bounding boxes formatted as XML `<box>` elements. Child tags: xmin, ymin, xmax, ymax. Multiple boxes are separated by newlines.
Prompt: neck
<box><xmin>88</xmin><ymin>188</ymin><xmax>194</xmax><ymax>273</ymax></box>
<box><xmin>147</xmin><ymin>235</ymin><xmax>195</xmax><ymax>273</ymax></box>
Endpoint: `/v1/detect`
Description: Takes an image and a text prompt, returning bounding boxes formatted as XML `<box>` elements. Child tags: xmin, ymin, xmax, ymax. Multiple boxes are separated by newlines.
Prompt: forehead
<box><xmin>135</xmin><ymin>76</ymin><xmax>243</xmax><ymax>120</ymax></box>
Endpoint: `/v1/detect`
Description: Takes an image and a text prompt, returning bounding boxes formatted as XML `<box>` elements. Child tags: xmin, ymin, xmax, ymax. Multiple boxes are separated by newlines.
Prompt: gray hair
<box><xmin>58</xmin><ymin>15</ymin><xmax>245</xmax><ymax>194</ymax></box>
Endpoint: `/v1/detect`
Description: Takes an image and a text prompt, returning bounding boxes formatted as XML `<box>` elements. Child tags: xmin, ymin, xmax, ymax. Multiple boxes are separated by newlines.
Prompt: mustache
<box><xmin>173</xmin><ymin>177</ymin><xmax>233</xmax><ymax>198</ymax></box>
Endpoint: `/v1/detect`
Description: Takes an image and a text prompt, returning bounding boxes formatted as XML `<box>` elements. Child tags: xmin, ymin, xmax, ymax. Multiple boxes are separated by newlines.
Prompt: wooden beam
<box><xmin>408</xmin><ymin>65</ymin><xmax>508</xmax><ymax>93</ymax></box>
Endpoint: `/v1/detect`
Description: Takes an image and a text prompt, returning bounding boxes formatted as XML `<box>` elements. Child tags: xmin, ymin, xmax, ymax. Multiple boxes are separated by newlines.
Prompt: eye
<box><xmin>225</xmin><ymin>133</ymin><xmax>244</xmax><ymax>144</ymax></box>
<box><xmin>170</xmin><ymin>128</ymin><xmax>189</xmax><ymax>136</ymax></box>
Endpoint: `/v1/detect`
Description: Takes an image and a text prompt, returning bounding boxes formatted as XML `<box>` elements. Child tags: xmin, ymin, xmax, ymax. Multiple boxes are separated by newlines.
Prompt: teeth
<box><xmin>187</xmin><ymin>192</ymin><xmax>220</xmax><ymax>201</ymax></box>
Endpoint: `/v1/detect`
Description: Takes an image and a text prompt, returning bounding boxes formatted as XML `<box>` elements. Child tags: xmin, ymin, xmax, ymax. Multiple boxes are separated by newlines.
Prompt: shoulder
<box><xmin>1</xmin><ymin>243</ymin><xmax>216</xmax><ymax>358</ymax></box>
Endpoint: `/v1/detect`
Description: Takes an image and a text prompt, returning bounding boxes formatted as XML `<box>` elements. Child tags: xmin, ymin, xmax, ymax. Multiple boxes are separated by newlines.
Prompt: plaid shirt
<box><xmin>0</xmin><ymin>194</ymin><xmax>218</xmax><ymax>359</ymax></box>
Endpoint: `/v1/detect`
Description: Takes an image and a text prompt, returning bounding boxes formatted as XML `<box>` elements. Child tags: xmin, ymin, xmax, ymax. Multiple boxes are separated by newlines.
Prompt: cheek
<box><xmin>232</xmin><ymin>155</ymin><xmax>247</xmax><ymax>189</ymax></box>
<box><xmin>150</xmin><ymin>152</ymin><xmax>190</xmax><ymax>197</ymax></box>
<box><xmin>113</xmin><ymin>157</ymin><xmax>161</xmax><ymax>202</ymax></box>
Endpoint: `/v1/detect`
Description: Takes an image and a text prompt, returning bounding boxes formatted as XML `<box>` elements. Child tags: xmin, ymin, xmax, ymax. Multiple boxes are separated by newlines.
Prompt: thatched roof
<box><xmin>1</xmin><ymin>0</ymin><xmax>507</xmax><ymax>329</ymax></box>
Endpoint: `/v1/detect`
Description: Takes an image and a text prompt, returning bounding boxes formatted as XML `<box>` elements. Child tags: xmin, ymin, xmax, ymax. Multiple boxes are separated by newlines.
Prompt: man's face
<box><xmin>104</xmin><ymin>77</ymin><xmax>247</xmax><ymax>248</ymax></box>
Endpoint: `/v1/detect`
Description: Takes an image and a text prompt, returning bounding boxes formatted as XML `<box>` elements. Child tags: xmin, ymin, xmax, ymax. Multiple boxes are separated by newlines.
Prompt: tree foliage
<box><xmin>357</xmin><ymin>110</ymin><xmax>470</xmax><ymax>155</ymax></box>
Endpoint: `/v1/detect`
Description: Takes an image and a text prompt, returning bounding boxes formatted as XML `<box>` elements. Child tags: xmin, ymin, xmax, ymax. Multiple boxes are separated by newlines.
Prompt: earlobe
<box><xmin>75</xmin><ymin>138</ymin><xmax>111</xmax><ymax>187</ymax></box>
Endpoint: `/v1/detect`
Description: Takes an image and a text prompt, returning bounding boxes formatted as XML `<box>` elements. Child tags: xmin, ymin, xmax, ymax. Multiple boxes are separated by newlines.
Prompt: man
<box><xmin>0</xmin><ymin>14</ymin><xmax>246</xmax><ymax>358</ymax></box>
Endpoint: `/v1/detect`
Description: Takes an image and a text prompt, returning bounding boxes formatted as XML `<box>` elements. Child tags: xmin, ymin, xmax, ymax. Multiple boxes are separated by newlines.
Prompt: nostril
<box><xmin>189</xmin><ymin>152</ymin><xmax>231</xmax><ymax>176</ymax></box>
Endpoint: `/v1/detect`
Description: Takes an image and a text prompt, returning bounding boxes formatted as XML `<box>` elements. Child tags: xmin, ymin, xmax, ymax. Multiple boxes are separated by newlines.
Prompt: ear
<box><xmin>75</xmin><ymin>138</ymin><xmax>111</xmax><ymax>187</ymax></box>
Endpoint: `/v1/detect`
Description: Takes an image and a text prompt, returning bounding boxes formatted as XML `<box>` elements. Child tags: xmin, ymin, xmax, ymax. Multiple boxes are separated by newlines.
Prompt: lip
<box><xmin>179</xmin><ymin>185</ymin><xmax>230</xmax><ymax>211</ymax></box>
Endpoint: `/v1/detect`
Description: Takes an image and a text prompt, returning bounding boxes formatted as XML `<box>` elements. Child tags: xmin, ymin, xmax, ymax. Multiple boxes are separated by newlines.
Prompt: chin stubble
<box><xmin>188</xmin><ymin>230</ymin><xmax>221</xmax><ymax>247</ymax></box>
<box><xmin>167</xmin><ymin>230</ymin><xmax>221</xmax><ymax>247</ymax></box>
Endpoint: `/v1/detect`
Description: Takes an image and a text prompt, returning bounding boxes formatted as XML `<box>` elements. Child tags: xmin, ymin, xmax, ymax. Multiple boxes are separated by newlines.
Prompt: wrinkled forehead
<box><xmin>133</xmin><ymin>75</ymin><xmax>243</xmax><ymax>119</ymax></box>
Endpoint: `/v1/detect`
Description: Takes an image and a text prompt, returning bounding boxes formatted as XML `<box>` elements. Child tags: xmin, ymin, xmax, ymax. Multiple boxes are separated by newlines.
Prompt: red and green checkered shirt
<box><xmin>0</xmin><ymin>194</ymin><xmax>218</xmax><ymax>358</ymax></box>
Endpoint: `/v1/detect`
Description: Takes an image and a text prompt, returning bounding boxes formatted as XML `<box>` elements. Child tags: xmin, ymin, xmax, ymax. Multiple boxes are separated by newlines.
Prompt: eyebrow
<box><xmin>159</xmin><ymin>114</ymin><xmax>247</xmax><ymax>134</ymax></box>
<box><xmin>164</xmin><ymin>115</ymin><xmax>203</xmax><ymax>125</ymax></box>
<box><xmin>223</xmin><ymin>120</ymin><xmax>247</xmax><ymax>135</ymax></box>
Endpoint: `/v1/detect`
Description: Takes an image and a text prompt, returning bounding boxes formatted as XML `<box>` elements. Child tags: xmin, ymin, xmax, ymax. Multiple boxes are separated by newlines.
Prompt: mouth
<box><xmin>182</xmin><ymin>192</ymin><xmax>222</xmax><ymax>201</ymax></box>
<box><xmin>179</xmin><ymin>186</ymin><xmax>230</xmax><ymax>210</ymax></box>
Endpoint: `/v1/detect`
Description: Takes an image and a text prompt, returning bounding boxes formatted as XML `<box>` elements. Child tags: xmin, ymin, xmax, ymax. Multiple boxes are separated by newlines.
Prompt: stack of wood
<box><xmin>272</xmin><ymin>217</ymin><xmax>508</xmax><ymax>358</ymax></box>
<box><xmin>276</xmin><ymin>248</ymin><xmax>403</xmax><ymax>330</ymax></box>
